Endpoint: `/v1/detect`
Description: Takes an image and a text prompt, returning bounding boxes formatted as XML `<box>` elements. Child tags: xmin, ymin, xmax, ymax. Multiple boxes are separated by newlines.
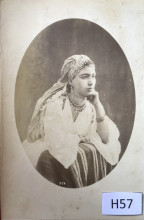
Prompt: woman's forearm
<box><xmin>96</xmin><ymin>119</ymin><xmax>110</xmax><ymax>144</ymax></box>
<box><xmin>93</xmin><ymin>100</ymin><xmax>110</xmax><ymax>144</ymax></box>
<box><xmin>89</xmin><ymin>91</ymin><xmax>110</xmax><ymax>144</ymax></box>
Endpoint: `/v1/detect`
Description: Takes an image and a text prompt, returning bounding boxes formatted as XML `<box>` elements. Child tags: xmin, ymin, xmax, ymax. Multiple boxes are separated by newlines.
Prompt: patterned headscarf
<box><xmin>60</xmin><ymin>55</ymin><xmax>95</xmax><ymax>83</ymax></box>
<box><xmin>27</xmin><ymin>55</ymin><xmax>95</xmax><ymax>142</ymax></box>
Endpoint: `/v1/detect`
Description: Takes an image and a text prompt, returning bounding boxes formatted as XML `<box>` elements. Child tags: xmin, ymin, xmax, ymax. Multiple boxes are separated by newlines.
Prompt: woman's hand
<box><xmin>88</xmin><ymin>90</ymin><xmax>105</xmax><ymax>118</ymax></box>
<box><xmin>88</xmin><ymin>90</ymin><xmax>100</xmax><ymax>106</ymax></box>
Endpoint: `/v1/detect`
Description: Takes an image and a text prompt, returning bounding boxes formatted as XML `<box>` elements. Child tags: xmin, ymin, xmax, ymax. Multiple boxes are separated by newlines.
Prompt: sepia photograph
<box><xmin>15</xmin><ymin>19</ymin><xmax>135</xmax><ymax>188</ymax></box>
<box><xmin>1</xmin><ymin>1</ymin><xmax>144</xmax><ymax>219</ymax></box>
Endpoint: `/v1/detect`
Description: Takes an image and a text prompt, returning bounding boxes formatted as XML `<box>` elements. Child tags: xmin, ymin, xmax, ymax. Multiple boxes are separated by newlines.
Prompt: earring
<box><xmin>68</xmin><ymin>79</ymin><xmax>73</xmax><ymax>87</ymax></box>
<box><xmin>70</xmin><ymin>85</ymin><xmax>74</xmax><ymax>94</ymax></box>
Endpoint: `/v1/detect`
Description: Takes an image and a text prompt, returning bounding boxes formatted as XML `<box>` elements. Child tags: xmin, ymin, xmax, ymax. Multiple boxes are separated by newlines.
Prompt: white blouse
<box><xmin>23</xmin><ymin>95</ymin><xmax>121</xmax><ymax>168</ymax></box>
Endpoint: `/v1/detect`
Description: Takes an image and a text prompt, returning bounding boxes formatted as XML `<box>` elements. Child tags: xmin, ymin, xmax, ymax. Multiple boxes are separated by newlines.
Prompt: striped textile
<box><xmin>36</xmin><ymin>143</ymin><xmax>114</xmax><ymax>188</ymax></box>
<box><xmin>72</xmin><ymin>143</ymin><xmax>111</xmax><ymax>187</ymax></box>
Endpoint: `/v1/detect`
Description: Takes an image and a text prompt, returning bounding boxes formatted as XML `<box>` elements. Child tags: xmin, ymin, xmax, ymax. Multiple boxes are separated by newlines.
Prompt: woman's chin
<box><xmin>86</xmin><ymin>91</ymin><xmax>93</xmax><ymax>96</ymax></box>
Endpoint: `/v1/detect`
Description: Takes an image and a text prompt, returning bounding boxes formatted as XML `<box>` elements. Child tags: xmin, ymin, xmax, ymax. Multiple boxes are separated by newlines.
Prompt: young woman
<box><xmin>23</xmin><ymin>55</ymin><xmax>121</xmax><ymax>188</ymax></box>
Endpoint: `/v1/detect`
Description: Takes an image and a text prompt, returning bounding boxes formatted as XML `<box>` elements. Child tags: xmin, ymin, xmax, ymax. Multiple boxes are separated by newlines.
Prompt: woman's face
<box><xmin>71</xmin><ymin>65</ymin><xmax>96</xmax><ymax>97</ymax></box>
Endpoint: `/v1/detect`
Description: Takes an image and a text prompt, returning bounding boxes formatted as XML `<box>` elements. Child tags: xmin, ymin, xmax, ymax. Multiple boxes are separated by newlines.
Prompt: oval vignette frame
<box><xmin>15</xmin><ymin>18</ymin><xmax>135</xmax><ymax>187</ymax></box>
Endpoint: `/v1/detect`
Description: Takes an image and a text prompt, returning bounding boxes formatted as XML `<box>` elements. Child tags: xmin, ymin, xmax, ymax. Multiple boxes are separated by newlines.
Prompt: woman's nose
<box><xmin>88</xmin><ymin>78</ymin><xmax>93</xmax><ymax>85</ymax></box>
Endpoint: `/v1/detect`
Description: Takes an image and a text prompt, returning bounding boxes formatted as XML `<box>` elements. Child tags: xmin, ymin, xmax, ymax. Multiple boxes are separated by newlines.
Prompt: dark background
<box><xmin>15</xmin><ymin>19</ymin><xmax>135</xmax><ymax>158</ymax></box>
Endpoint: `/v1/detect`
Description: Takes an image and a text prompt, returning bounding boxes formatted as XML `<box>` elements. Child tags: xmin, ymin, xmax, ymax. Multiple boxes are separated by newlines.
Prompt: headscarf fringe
<box><xmin>27</xmin><ymin>81</ymin><xmax>65</xmax><ymax>142</ymax></box>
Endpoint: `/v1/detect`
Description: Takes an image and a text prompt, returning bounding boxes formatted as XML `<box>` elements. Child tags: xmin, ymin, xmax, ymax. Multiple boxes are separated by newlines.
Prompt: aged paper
<box><xmin>1</xmin><ymin>0</ymin><xmax>144</xmax><ymax>219</ymax></box>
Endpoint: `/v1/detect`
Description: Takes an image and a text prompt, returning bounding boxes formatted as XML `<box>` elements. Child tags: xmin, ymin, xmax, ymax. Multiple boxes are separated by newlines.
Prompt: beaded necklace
<box><xmin>68</xmin><ymin>93</ymin><xmax>86</xmax><ymax>112</ymax></box>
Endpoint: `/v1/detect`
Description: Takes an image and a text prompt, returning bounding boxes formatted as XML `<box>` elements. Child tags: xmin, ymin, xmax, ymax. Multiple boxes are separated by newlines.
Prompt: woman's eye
<box><xmin>80</xmin><ymin>75</ymin><xmax>96</xmax><ymax>79</ymax></box>
<box><xmin>81</xmin><ymin>76</ymin><xmax>88</xmax><ymax>79</ymax></box>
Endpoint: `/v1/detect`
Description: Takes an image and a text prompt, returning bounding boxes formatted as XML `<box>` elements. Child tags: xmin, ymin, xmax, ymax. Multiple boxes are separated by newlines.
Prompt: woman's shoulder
<box><xmin>45</xmin><ymin>94</ymin><xmax>67</xmax><ymax>110</ymax></box>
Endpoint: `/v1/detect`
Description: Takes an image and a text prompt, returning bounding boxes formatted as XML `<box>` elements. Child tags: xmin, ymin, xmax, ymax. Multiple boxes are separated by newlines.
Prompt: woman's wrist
<box><xmin>96</xmin><ymin>114</ymin><xmax>105</xmax><ymax>122</ymax></box>
<box><xmin>93</xmin><ymin>100</ymin><xmax>105</xmax><ymax>119</ymax></box>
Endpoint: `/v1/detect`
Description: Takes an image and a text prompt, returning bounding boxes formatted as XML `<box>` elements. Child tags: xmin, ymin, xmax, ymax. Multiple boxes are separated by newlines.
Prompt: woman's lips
<box><xmin>87</xmin><ymin>88</ymin><xmax>93</xmax><ymax>91</ymax></box>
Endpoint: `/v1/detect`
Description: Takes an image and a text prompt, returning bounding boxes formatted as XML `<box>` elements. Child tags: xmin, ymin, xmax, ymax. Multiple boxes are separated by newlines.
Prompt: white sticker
<box><xmin>102</xmin><ymin>192</ymin><xmax>143</xmax><ymax>215</ymax></box>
